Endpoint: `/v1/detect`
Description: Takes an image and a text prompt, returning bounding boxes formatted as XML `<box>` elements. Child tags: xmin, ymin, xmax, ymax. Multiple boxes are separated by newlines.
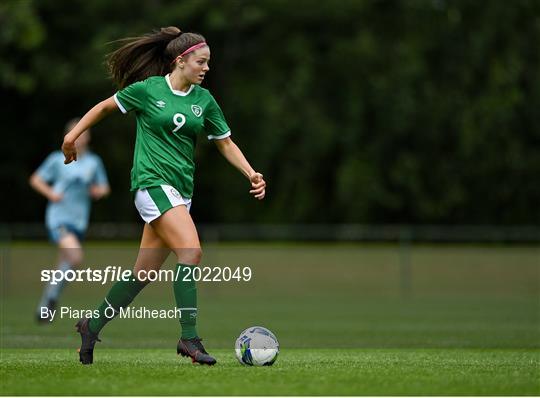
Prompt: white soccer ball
<box><xmin>235</xmin><ymin>326</ymin><xmax>279</xmax><ymax>366</ymax></box>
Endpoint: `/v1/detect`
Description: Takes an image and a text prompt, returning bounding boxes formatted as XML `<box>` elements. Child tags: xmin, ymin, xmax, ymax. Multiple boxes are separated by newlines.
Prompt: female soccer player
<box><xmin>30</xmin><ymin>119</ymin><xmax>110</xmax><ymax>323</ymax></box>
<box><xmin>62</xmin><ymin>27</ymin><xmax>266</xmax><ymax>366</ymax></box>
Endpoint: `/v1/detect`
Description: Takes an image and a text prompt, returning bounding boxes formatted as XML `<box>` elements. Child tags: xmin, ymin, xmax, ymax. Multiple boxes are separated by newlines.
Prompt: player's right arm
<box><xmin>62</xmin><ymin>97</ymin><xmax>118</xmax><ymax>164</ymax></box>
<box><xmin>30</xmin><ymin>152</ymin><xmax>63</xmax><ymax>202</ymax></box>
<box><xmin>29</xmin><ymin>173</ymin><xmax>62</xmax><ymax>202</ymax></box>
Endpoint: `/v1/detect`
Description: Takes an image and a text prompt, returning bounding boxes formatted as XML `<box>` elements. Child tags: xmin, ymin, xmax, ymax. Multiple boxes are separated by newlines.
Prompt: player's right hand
<box><xmin>62</xmin><ymin>139</ymin><xmax>77</xmax><ymax>164</ymax></box>
<box><xmin>249</xmin><ymin>172</ymin><xmax>266</xmax><ymax>200</ymax></box>
<box><xmin>48</xmin><ymin>192</ymin><xmax>64</xmax><ymax>202</ymax></box>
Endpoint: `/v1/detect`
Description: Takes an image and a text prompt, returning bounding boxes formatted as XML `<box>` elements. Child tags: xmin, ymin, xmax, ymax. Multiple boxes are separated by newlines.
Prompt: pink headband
<box><xmin>171</xmin><ymin>42</ymin><xmax>208</xmax><ymax>65</ymax></box>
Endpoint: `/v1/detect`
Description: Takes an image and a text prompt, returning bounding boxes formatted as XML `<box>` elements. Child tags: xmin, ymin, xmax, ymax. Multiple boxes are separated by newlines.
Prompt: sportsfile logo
<box><xmin>40</xmin><ymin>265</ymin><xmax>253</xmax><ymax>285</ymax></box>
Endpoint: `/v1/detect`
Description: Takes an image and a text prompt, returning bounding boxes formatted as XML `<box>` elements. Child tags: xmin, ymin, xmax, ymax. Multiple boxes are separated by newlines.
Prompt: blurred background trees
<box><xmin>2</xmin><ymin>0</ymin><xmax>539</xmax><ymax>225</ymax></box>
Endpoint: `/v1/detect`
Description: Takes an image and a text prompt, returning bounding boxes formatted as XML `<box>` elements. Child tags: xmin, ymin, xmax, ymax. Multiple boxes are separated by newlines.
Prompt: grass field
<box><xmin>1</xmin><ymin>241</ymin><xmax>539</xmax><ymax>395</ymax></box>
<box><xmin>1</xmin><ymin>349</ymin><xmax>538</xmax><ymax>395</ymax></box>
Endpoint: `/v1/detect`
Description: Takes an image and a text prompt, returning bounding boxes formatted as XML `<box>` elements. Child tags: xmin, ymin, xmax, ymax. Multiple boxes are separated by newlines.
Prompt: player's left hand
<box><xmin>62</xmin><ymin>139</ymin><xmax>77</xmax><ymax>164</ymax></box>
<box><xmin>249</xmin><ymin>172</ymin><xmax>266</xmax><ymax>200</ymax></box>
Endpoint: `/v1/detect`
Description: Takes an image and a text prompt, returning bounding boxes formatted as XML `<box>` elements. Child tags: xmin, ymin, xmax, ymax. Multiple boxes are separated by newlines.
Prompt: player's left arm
<box><xmin>213</xmin><ymin>137</ymin><xmax>266</xmax><ymax>200</ymax></box>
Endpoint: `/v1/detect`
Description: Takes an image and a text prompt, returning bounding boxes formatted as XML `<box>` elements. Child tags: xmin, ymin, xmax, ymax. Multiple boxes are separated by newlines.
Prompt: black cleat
<box><xmin>177</xmin><ymin>337</ymin><xmax>217</xmax><ymax>365</ymax></box>
<box><xmin>75</xmin><ymin>318</ymin><xmax>101</xmax><ymax>365</ymax></box>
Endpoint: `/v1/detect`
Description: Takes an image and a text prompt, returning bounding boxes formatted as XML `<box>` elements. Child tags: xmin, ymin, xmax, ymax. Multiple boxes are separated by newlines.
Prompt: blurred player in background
<box><xmin>30</xmin><ymin>118</ymin><xmax>110</xmax><ymax>323</ymax></box>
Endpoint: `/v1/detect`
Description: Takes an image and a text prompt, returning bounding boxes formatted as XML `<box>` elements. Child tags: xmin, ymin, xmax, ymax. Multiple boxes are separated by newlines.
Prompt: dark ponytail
<box><xmin>107</xmin><ymin>26</ymin><xmax>206</xmax><ymax>89</ymax></box>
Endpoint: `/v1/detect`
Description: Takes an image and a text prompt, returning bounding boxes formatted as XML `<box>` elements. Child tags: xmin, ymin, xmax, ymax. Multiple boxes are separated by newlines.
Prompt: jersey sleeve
<box><xmin>35</xmin><ymin>152</ymin><xmax>60</xmax><ymax>183</ymax></box>
<box><xmin>114</xmin><ymin>80</ymin><xmax>147</xmax><ymax>113</ymax></box>
<box><xmin>91</xmin><ymin>156</ymin><xmax>109</xmax><ymax>186</ymax></box>
<box><xmin>204</xmin><ymin>96</ymin><xmax>231</xmax><ymax>140</ymax></box>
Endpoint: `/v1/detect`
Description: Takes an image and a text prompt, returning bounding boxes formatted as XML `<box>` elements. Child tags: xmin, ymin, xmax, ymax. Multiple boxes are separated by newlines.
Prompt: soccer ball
<box><xmin>235</xmin><ymin>326</ymin><xmax>279</xmax><ymax>366</ymax></box>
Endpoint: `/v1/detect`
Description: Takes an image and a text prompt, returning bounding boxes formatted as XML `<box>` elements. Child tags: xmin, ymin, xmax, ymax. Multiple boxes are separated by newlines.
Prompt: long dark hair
<box><xmin>107</xmin><ymin>26</ymin><xmax>206</xmax><ymax>89</ymax></box>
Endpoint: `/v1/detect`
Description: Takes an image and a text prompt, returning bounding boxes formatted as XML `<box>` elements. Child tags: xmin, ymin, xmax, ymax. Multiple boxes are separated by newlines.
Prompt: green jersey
<box><xmin>114</xmin><ymin>74</ymin><xmax>231</xmax><ymax>198</ymax></box>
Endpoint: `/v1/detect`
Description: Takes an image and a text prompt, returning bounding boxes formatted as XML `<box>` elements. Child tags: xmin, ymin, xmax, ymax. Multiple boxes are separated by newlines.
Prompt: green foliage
<box><xmin>0</xmin><ymin>0</ymin><xmax>45</xmax><ymax>93</ymax></box>
<box><xmin>3</xmin><ymin>0</ymin><xmax>539</xmax><ymax>224</ymax></box>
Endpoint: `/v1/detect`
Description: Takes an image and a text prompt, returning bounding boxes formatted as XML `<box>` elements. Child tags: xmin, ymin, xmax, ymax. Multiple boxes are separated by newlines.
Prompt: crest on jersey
<box><xmin>191</xmin><ymin>105</ymin><xmax>203</xmax><ymax>117</ymax></box>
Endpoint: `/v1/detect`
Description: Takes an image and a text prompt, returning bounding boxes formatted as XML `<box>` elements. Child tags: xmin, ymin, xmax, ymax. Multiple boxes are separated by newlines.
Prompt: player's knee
<box><xmin>68</xmin><ymin>249</ymin><xmax>84</xmax><ymax>266</ymax></box>
<box><xmin>189</xmin><ymin>247</ymin><xmax>203</xmax><ymax>264</ymax></box>
<box><xmin>177</xmin><ymin>247</ymin><xmax>202</xmax><ymax>265</ymax></box>
<box><xmin>62</xmin><ymin>248</ymin><xmax>83</xmax><ymax>266</ymax></box>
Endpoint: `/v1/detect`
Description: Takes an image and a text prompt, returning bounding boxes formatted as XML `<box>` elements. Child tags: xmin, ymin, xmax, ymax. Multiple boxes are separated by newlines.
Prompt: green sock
<box><xmin>88</xmin><ymin>272</ymin><xmax>147</xmax><ymax>334</ymax></box>
<box><xmin>173</xmin><ymin>263</ymin><xmax>198</xmax><ymax>339</ymax></box>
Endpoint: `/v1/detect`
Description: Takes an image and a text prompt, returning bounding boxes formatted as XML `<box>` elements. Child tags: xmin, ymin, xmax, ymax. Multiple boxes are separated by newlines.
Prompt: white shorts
<box><xmin>134</xmin><ymin>185</ymin><xmax>192</xmax><ymax>223</ymax></box>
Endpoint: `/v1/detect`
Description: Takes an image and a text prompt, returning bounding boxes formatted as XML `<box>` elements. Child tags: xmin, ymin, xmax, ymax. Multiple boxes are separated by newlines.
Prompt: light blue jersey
<box><xmin>36</xmin><ymin>150</ymin><xmax>109</xmax><ymax>233</ymax></box>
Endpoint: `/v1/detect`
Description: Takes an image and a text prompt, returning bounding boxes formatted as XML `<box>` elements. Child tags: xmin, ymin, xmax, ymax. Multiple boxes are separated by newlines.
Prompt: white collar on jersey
<box><xmin>165</xmin><ymin>74</ymin><xmax>194</xmax><ymax>96</ymax></box>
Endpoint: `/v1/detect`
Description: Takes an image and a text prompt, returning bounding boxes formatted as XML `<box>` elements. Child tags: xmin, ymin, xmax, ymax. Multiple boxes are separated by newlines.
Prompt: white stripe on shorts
<box><xmin>134</xmin><ymin>189</ymin><xmax>161</xmax><ymax>224</ymax></box>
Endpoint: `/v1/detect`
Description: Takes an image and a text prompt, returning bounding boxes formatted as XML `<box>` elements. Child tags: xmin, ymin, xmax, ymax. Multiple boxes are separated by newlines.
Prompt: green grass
<box><xmin>1</xmin><ymin>348</ymin><xmax>538</xmax><ymax>395</ymax></box>
<box><xmin>1</xmin><ymin>242</ymin><xmax>539</xmax><ymax>395</ymax></box>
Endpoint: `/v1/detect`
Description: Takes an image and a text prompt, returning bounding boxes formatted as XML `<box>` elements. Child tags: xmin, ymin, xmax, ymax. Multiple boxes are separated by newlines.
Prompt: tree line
<box><xmin>2</xmin><ymin>0</ymin><xmax>538</xmax><ymax>225</ymax></box>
